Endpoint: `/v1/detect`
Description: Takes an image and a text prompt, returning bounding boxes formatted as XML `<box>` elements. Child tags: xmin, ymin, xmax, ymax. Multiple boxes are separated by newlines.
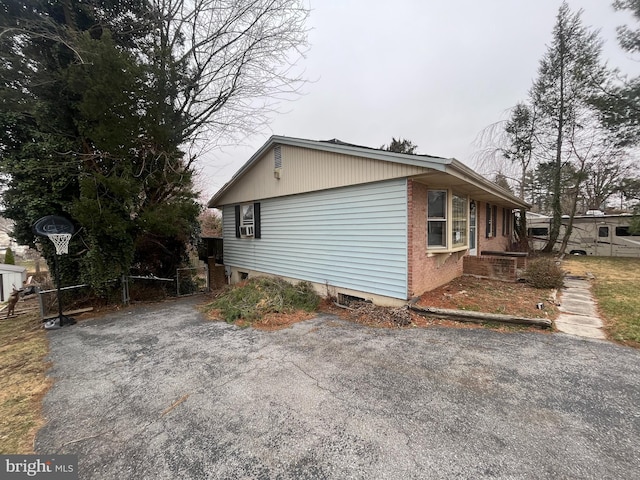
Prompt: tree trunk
<box><xmin>559</xmin><ymin>164</ymin><xmax>587</xmax><ymax>254</ymax></box>
<box><xmin>559</xmin><ymin>191</ymin><xmax>578</xmax><ymax>255</ymax></box>
<box><xmin>516</xmin><ymin>207</ymin><xmax>529</xmax><ymax>251</ymax></box>
<box><xmin>542</xmin><ymin>32</ymin><xmax>566</xmax><ymax>254</ymax></box>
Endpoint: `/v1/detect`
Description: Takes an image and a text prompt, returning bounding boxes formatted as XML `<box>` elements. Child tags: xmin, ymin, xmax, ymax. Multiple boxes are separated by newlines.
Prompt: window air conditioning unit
<box><xmin>240</xmin><ymin>225</ymin><xmax>254</xmax><ymax>237</ymax></box>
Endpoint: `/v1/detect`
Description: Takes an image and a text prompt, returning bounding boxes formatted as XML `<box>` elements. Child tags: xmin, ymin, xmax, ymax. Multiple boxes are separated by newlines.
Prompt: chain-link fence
<box><xmin>123</xmin><ymin>275</ymin><xmax>177</xmax><ymax>304</ymax></box>
<box><xmin>37</xmin><ymin>266</ymin><xmax>209</xmax><ymax>320</ymax></box>
<box><xmin>38</xmin><ymin>283</ymin><xmax>93</xmax><ymax>320</ymax></box>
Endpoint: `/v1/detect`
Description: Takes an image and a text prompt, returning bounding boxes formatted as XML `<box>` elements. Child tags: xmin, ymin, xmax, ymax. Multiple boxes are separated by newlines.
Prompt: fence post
<box><xmin>122</xmin><ymin>275</ymin><xmax>130</xmax><ymax>305</ymax></box>
<box><xmin>37</xmin><ymin>287</ymin><xmax>45</xmax><ymax>322</ymax></box>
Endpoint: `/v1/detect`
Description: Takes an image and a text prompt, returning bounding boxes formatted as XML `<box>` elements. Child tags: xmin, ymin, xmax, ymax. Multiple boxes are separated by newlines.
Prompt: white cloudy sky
<box><xmin>198</xmin><ymin>0</ymin><xmax>640</xmax><ymax>201</ymax></box>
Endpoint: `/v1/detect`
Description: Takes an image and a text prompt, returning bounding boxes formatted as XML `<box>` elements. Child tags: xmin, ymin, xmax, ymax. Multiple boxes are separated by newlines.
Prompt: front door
<box><xmin>469</xmin><ymin>200</ymin><xmax>477</xmax><ymax>256</ymax></box>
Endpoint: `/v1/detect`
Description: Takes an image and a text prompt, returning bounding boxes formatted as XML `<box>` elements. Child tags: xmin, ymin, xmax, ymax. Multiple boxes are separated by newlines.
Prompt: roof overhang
<box><xmin>207</xmin><ymin>135</ymin><xmax>530</xmax><ymax>210</ymax></box>
<box><xmin>411</xmin><ymin>159</ymin><xmax>529</xmax><ymax>209</ymax></box>
<box><xmin>0</xmin><ymin>264</ymin><xmax>26</xmax><ymax>273</ymax></box>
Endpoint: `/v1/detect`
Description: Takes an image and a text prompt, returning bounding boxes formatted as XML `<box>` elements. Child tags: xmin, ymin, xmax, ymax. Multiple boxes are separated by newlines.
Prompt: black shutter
<box><xmin>486</xmin><ymin>203</ymin><xmax>491</xmax><ymax>238</ymax></box>
<box><xmin>234</xmin><ymin>205</ymin><xmax>241</xmax><ymax>238</ymax></box>
<box><xmin>254</xmin><ymin>202</ymin><xmax>261</xmax><ymax>239</ymax></box>
<box><xmin>492</xmin><ymin>205</ymin><xmax>498</xmax><ymax>237</ymax></box>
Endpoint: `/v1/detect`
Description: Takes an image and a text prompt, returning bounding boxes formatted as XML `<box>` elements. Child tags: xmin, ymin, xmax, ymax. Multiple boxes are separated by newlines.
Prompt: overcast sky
<box><xmin>199</xmin><ymin>0</ymin><xmax>640</xmax><ymax>201</ymax></box>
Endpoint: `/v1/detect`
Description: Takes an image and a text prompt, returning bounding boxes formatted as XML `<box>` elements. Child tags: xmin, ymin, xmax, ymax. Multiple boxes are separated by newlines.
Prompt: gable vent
<box><xmin>274</xmin><ymin>145</ymin><xmax>282</xmax><ymax>169</ymax></box>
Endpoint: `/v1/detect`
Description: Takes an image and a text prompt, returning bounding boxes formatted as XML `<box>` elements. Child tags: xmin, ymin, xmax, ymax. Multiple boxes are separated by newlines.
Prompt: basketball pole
<box><xmin>53</xmin><ymin>252</ymin><xmax>65</xmax><ymax>326</ymax></box>
<box><xmin>32</xmin><ymin>215</ymin><xmax>75</xmax><ymax>329</ymax></box>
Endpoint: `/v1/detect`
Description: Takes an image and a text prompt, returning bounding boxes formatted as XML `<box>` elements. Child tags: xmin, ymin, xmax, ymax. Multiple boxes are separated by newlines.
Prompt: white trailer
<box><xmin>527</xmin><ymin>213</ymin><xmax>640</xmax><ymax>257</ymax></box>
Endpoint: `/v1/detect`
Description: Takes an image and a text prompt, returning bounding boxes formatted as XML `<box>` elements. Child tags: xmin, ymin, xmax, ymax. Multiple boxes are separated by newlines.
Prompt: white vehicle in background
<box><xmin>527</xmin><ymin>212</ymin><xmax>640</xmax><ymax>257</ymax></box>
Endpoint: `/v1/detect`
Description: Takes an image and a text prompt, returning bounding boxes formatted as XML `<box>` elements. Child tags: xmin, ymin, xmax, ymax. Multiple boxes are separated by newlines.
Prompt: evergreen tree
<box><xmin>529</xmin><ymin>2</ymin><xmax>609</xmax><ymax>253</ymax></box>
<box><xmin>381</xmin><ymin>138</ymin><xmax>418</xmax><ymax>154</ymax></box>
<box><xmin>3</xmin><ymin>247</ymin><xmax>14</xmax><ymax>265</ymax></box>
<box><xmin>591</xmin><ymin>1</ymin><xmax>640</xmax><ymax>147</ymax></box>
<box><xmin>493</xmin><ymin>173</ymin><xmax>513</xmax><ymax>192</ymax></box>
<box><xmin>502</xmin><ymin>103</ymin><xmax>536</xmax><ymax>199</ymax></box>
<box><xmin>0</xmin><ymin>0</ymin><xmax>308</xmax><ymax>292</ymax></box>
<box><xmin>501</xmin><ymin>102</ymin><xmax>537</xmax><ymax>249</ymax></box>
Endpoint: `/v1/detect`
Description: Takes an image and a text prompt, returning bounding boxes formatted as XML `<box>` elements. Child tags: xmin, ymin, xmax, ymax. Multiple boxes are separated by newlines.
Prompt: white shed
<box><xmin>0</xmin><ymin>264</ymin><xmax>27</xmax><ymax>302</ymax></box>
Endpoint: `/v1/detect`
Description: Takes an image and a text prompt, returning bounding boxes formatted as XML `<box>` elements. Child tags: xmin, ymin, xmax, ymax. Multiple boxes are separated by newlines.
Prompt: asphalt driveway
<box><xmin>36</xmin><ymin>296</ymin><xmax>640</xmax><ymax>479</ymax></box>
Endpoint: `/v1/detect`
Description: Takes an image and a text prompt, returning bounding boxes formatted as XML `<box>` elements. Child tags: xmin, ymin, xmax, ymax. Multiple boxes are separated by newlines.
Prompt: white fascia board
<box><xmin>445</xmin><ymin>159</ymin><xmax>530</xmax><ymax>209</ymax></box>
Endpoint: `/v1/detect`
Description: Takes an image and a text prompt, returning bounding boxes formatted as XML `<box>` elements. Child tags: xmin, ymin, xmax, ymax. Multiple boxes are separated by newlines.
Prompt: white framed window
<box><xmin>427</xmin><ymin>190</ymin><xmax>447</xmax><ymax>248</ymax></box>
<box><xmin>427</xmin><ymin>189</ymin><xmax>468</xmax><ymax>251</ymax></box>
<box><xmin>240</xmin><ymin>204</ymin><xmax>254</xmax><ymax>237</ymax></box>
<box><xmin>451</xmin><ymin>194</ymin><xmax>467</xmax><ymax>247</ymax></box>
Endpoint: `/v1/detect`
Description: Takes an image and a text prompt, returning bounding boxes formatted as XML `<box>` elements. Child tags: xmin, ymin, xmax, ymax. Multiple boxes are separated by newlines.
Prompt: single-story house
<box><xmin>207</xmin><ymin>136</ymin><xmax>529</xmax><ymax>306</ymax></box>
<box><xmin>0</xmin><ymin>263</ymin><xmax>27</xmax><ymax>302</ymax></box>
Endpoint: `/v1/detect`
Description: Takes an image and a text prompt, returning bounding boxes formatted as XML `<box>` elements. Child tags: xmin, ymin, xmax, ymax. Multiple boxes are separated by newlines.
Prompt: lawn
<box><xmin>563</xmin><ymin>256</ymin><xmax>640</xmax><ymax>346</ymax></box>
<box><xmin>0</xmin><ymin>311</ymin><xmax>50</xmax><ymax>454</ymax></box>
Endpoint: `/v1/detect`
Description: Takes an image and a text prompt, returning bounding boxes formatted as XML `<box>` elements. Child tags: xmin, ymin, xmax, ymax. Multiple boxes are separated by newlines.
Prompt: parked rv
<box><xmin>527</xmin><ymin>213</ymin><xmax>640</xmax><ymax>257</ymax></box>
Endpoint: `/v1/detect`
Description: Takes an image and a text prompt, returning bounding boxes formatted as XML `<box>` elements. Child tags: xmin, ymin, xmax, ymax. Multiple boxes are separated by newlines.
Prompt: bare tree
<box><xmin>581</xmin><ymin>154</ymin><xmax>636</xmax><ymax>210</ymax></box>
<box><xmin>0</xmin><ymin>0</ymin><xmax>310</xmax><ymax>287</ymax></box>
<box><xmin>0</xmin><ymin>215</ymin><xmax>12</xmax><ymax>236</ymax></box>
<box><xmin>558</xmin><ymin>106</ymin><xmax>629</xmax><ymax>253</ymax></box>
<box><xmin>148</xmin><ymin>0</ymin><xmax>309</xmax><ymax>149</ymax></box>
<box><xmin>472</xmin><ymin>108</ymin><xmax>535</xmax><ymax>198</ymax></box>
<box><xmin>199</xmin><ymin>209</ymin><xmax>222</xmax><ymax>237</ymax></box>
<box><xmin>530</xmin><ymin>3</ymin><xmax>609</xmax><ymax>253</ymax></box>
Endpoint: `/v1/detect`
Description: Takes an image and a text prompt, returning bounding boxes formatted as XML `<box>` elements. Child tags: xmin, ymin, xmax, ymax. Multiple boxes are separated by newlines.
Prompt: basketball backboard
<box><xmin>33</xmin><ymin>215</ymin><xmax>75</xmax><ymax>237</ymax></box>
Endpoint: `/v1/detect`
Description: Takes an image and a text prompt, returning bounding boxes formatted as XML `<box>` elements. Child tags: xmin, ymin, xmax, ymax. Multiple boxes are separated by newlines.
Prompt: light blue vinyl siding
<box><xmin>222</xmin><ymin>179</ymin><xmax>408</xmax><ymax>299</ymax></box>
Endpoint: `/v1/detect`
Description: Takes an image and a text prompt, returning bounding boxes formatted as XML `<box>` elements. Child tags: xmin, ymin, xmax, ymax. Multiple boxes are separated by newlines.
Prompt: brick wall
<box><xmin>406</xmin><ymin>184</ymin><xmax>519</xmax><ymax>296</ymax></box>
<box><xmin>207</xmin><ymin>257</ymin><xmax>227</xmax><ymax>289</ymax></box>
<box><xmin>477</xmin><ymin>201</ymin><xmax>511</xmax><ymax>253</ymax></box>
<box><xmin>463</xmin><ymin>256</ymin><xmax>517</xmax><ymax>281</ymax></box>
<box><xmin>407</xmin><ymin>180</ymin><xmax>464</xmax><ymax>297</ymax></box>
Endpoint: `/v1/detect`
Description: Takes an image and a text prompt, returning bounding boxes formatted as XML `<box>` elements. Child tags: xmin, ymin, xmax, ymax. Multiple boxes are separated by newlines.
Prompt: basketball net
<box><xmin>48</xmin><ymin>233</ymin><xmax>72</xmax><ymax>255</ymax></box>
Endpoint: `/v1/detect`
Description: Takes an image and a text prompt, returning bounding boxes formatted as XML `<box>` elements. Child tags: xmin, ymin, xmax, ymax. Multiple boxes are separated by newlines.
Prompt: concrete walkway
<box><xmin>555</xmin><ymin>275</ymin><xmax>606</xmax><ymax>339</ymax></box>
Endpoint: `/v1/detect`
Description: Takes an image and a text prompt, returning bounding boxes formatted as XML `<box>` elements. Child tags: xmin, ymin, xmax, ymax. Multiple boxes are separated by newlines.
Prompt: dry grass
<box><xmin>563</xmin><ymin>256</ymin><xmax>640</xmax><ymax>346</ymax></box>
<box><xmin>0</xmin><ymin>310</ymin><xmax>50</xmax><ymax>454</ymax></box>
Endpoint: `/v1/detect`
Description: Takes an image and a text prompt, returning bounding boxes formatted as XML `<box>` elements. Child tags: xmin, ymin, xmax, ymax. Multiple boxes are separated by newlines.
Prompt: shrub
<box><xmin>207</xmin><ymin>277</ymin><xmax>320</xmax><ymax>323</ymax></box>
<box><xmin>4</xmin><ymin>247</ymin><xmax>15</xmax><ymax>265</ymax></box>
<box><xmin>524</xmin><ymin>257</ymin><xmax>565</xmax><ymax>289</ymax></box>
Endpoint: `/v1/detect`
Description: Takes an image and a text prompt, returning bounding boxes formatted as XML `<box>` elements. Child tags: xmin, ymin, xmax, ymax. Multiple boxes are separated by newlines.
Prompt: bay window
<box><xmin>451</xmin><ymin>194</ymin><xmax>467</xmax><ymax>247</ymax></box>
<box><xmin>427</xmin><ymin>189</ymin><xmax>468</xmax><ymax>251</ymax></box>
<box><xmin>427</xmin><ymin>190</ymin><xmax>447</xmax><ymax>248</ymax></box>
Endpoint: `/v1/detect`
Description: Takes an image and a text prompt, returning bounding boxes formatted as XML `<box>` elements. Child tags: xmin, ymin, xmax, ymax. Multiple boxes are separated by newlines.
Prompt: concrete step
<box><xmin>555</xmin><ymin>321</ymin><xmax>607</xmax><ymax>339</ymax></box>
<box><xmin>556</xmin><ymin>313</ymin><xmax>602</xmax><ymax>327</ymax></box>
<box><xmin>558</xmin><ymin>298</ymin><xmax>598</xmax><ymax>317</ymax></box>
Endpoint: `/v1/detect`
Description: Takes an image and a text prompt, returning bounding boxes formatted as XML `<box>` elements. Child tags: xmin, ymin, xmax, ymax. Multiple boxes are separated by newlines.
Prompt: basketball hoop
<box><xmin>33</xmin><ymin>215</ymin><xmax>76</xmax><ymax>329</ymax></box>
<box><xmin>48</xmin><ymin>233</ymin><xmax>72</xmax><ymax>255</ymax></box>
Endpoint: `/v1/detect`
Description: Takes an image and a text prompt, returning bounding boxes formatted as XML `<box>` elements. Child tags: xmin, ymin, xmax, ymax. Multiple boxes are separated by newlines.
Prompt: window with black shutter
<box><xmin>235</xmin><ymin>203</ymin><xmax>261</xmax><ymax>238</ymax></box>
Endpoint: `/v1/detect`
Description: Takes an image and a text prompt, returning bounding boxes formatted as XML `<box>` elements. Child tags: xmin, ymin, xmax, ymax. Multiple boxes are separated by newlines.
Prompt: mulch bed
<box><xmin>207</xmin><ymin>275</ymin><xmax>559</xmax><ymax>332</ymax></box>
